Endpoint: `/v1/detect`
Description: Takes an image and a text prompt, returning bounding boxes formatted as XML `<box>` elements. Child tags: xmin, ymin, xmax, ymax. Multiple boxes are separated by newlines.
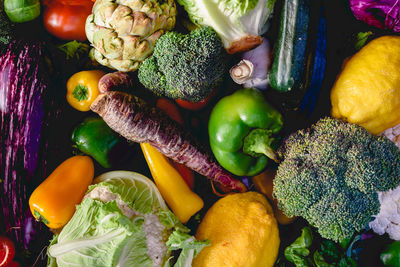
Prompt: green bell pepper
<box><xmin>381</xmin><ymin>241</ymin><xmax>400</xmax><ymax>267</ymax></box>
<box><xmin>72</xmin><ymin>117</ymin><xmax>124</xmax><ymax>168</ymax></box>
<box><xmin>208</xmin><ymin>88</ymin><xmax>283</xmax><ymax>176</ymax></box>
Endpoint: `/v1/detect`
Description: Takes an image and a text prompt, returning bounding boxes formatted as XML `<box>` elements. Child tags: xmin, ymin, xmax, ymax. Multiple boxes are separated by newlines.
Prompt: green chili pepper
<box><xmin>381</xmin><ymin>241</ymin><xmax>400</xmax><ymax>267</ymax></box>
<box><xmin>208</xmin><ymin>88</ymin><xmax>283</xmax><ymax>176</ymax></box>
<box><xmin>72</xmin><ymin>117</ymin><xmax>124</xmax><ymax>168</ymax></box>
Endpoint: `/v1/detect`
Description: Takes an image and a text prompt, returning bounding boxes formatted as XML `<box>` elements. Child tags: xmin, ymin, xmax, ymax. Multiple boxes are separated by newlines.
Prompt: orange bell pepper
<box><xmin>66</xmin><ymin>70</ymin><xmax>105</xmax><ymax>111</ymax></box>
<box><xmin>140</xmin><ymin>142</ymin><xmax>203</xmax><ymax>223</ymax></box>
<box><xmin>252</xmin><ymin>169</ymin><xmax>297</xmax><ymax>225</ymax></box>
<box><xmin>29</xmin><ymin>155</ymin><xmax>94</xmax><ymax>229</ymax></box>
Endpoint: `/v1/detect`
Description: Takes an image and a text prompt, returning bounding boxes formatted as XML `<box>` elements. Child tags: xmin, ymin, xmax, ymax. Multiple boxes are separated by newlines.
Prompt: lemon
<box><xmin>331</xmin><ymin>36</ymin><xmax>400</xmax><ymax>135</ymax></box>
<box><xmin>193</xmin><ymin>192</ymin><xmax>279</xmax><ymax>267</ymax></box>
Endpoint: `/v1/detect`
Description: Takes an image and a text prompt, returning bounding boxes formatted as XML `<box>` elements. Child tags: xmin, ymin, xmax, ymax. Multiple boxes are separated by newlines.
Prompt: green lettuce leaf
<box><xmin>176</xmin><ymin>0</ymin><xmax>276</xmax><ymax>48</ymax></box>
<box><xmin>48</xmin><ymin>198</ymin><xmax>153</xmax><ymax>266</ymax></box>
<box><xmin>47</xmin><ymin>172</ymin><xmax>206</xmax><ymax>267</ymax></box>
<box><xmin>167</xmin><ymin>230</ymin><xmax>210</xmax><ymax>267</ymax></box>
<box><xmin>88</xmin><ymin>171</ymin><xmax>167</xmax><ymax>213</ymax></box>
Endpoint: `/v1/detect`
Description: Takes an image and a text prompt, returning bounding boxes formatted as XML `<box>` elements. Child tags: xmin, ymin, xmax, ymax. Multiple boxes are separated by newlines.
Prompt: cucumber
<box><xmin>269</xmin><ymin>0</ymin><xmax>311</xmax><ymax>92</ymax></box>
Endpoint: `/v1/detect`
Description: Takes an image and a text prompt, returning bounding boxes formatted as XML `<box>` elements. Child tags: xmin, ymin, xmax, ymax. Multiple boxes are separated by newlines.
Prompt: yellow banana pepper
<box><xmin>66</xmin><ymin>70</ymin><xmax>105</xmax><ymax>112</ymax></box>
<box><xmin>140</xmin><ymin>143</ymin><xmax>204</xmax><ymax>223</ymax></box>
<box><xmin>29</xmin><ymin>155</ymin><xmax>94</xmax><ymax>229</ymax></box>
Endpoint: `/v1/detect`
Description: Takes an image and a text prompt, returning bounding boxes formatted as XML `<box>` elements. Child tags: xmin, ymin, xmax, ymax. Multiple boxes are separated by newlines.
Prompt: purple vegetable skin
<box><xmin>98</xmin><ymin>71</ymin><xmax>134</xmax><ymax>94</ymax></box>
<box><xmin>350</xmin><ymin>0</ymin><xmax>400</xmax><ymax>32</ymax></box>
<box><xmin>91</xmin><ymin>91</ymin><xmax>247</xmax><ymax>193</ymax></box>
<box><xmin>0</xmin><ymin>40</ymin><xmax>61</xmax><ymax>262</ymax></box>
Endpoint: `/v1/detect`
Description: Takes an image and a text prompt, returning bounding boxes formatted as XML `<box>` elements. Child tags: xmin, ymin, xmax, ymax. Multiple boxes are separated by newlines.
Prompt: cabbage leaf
<box><xmin>47</xmin><ymin>172</ymin><xmax>208</xmax><ymax>267</ymax></box>
<box><xmin>176</xmin><ymin>0</ymin><xmax>276</xmax><ymax>51</ymax></box>
<box><xmin>350</xmin><ymin>0</ymin><xmax>400</xmax><ymax>32</ymax></box>
<box><xmin>48</xmin><ymin>198</ymin><xmax>153</xmax><ymax>267</ymax></box>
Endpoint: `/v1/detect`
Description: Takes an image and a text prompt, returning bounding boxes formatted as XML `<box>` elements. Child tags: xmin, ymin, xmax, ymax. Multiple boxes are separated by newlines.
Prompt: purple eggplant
<box><xmin>0</xmin><ymin>40</ymin><xmax>64</xmax><ymax>264</ymax></box>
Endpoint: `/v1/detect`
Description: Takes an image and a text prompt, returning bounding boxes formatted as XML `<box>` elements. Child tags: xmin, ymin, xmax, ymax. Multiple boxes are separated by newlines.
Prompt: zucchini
<box><xmin>269</xmin><ymin>0</ymin><xmax>311</xmax><ymax>92</ymax></box>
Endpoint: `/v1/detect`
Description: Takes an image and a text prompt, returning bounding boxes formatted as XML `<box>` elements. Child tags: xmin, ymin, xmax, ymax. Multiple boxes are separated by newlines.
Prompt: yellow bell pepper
<box><xmin>29</xmin><ymin>155</ymin><xmax>94</xmax><ymax>229</ymax></box>
<box><xmin>66</xmin><ymin>70</ymin><xmax>105</xmax><ymax>111</ymax></box>
<box><xmin>140</xmin><ymin>143</ymin><xmax>203</xmax><ymax>223</ymax></box>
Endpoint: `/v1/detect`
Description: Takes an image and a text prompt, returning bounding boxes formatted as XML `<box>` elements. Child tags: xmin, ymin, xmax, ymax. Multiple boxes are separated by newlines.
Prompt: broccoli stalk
<box><xmin>243</xmin><ymin>129</ymin><xmax>279</xmax><ymax>163</ymax></box>
<box><xmin>273</xmin><ymin>117</ymin><xmax>400</xmax><ymax>242</ymax></box>
<box><xmin>138</xmin><ymin>26</ymin><xmax>227</xmax><ymax>102</ymax></box>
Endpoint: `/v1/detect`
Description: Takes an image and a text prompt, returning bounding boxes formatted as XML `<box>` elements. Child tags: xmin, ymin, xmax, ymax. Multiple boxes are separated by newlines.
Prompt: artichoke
<box><xmin>85</xmin><ymin>0</ymin><xmax>176</xmax><ymax>72</ymax></box>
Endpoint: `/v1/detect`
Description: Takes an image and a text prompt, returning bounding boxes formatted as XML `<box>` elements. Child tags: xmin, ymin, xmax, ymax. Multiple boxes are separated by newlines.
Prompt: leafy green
<box><xmin>313</xmin><ymin>251</ymin><xmax>330</xmax><ymax>267</ymax></box>
<box><xmin>355</xmin><ymin>31</ymin><xmax>372</xmax><ymax>50</ymax></box>
<box><xmin>58</xmin><ymin>40</ymin><xmax>90</xmax><ymax>60</ymax></box>
<box><xmin>338</xmin><ymin>257</ymin><xmax>357</xmax><ymax>267</ymax></box>
<box><xmin>281</xmin><ymin>227</ymin><xmax>359</xmax><ymax>267</ymax></box>
<box><xmin>176</xmin><ymin>0</ymin><xmax>276</xmax><ymax>50</ymax></box>
<box><xmin>284</xmin><ymin>227</ymin><xmax>313</xmax><ymax>267</ymax></box>
<box><xmin>380</xmin><ymin>241</ymin><xmax>400</xmax><ymax>267</ymax></box>
<box><xmin>167</xmin><ymin>230</ymin><xmax>210</xmax><ymax>267</ymax></box>
<box><xmin>89</xmin><ymin>171</ymin><xmax>168</xmax><ymax>213</ymax></box>
<box><xmin>320</xmin><ymin>240</ymin><xmax>341</xmax><ymax>262</ymax></box>
<box><xmin>48</xmin><ymin>172</ymin><xmax>207</xmax><ymax>267</ymax></box>
<box><xmin>48</xmin><ymin>198</ymin><xmax>150</xmax><ymax>267</ymax></box>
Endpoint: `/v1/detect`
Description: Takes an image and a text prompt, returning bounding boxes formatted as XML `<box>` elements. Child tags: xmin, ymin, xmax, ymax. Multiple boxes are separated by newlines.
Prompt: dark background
<box><xmin>3</xmin><ymin>0</ymin><xmax>398</xmax><ymax>266</ymax></box>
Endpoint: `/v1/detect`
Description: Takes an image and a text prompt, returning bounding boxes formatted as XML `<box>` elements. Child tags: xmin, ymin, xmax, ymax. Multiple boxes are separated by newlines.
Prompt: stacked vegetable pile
<box><xmin>1</xmin><ymin>0</ymin><xmax>400</xmax><ymax>266</ymax></box>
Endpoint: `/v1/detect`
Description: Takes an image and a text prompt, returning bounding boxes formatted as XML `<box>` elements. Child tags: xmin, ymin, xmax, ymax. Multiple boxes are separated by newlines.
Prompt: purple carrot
<box><xmin>98</xmin><ymin>71</ymin><xmax>134</xmax><ymax>94</ymax></box>
<box><xmin>90</xmin><ymin>91</ymin><xmax>247</xmax><ymax>193</ymax></box>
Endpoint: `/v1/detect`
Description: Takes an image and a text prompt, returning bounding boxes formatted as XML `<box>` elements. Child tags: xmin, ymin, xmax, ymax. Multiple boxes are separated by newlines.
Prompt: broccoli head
<box><xmin>273</xmin><ymin>117</ymin><xmax>400</xmax><ymax>242</ymax></box>
<box><xmin>138</xmin><ymin>26</ymin><xmax>227</xmax><ymax>102</ymax></box>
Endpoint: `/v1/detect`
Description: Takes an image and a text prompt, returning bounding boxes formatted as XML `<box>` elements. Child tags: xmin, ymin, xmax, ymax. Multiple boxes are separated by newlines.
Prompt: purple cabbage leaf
<box><xmin>350</xmin><ymin>0</ymin><xmax>400</xmax><ymax>32</ymax></box>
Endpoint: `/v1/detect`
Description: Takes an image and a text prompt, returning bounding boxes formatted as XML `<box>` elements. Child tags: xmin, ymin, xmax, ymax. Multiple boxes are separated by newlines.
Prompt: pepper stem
<box><xmin>243</xmin><ymin>128</ymin><xmax>279</xmax><ymax>163</ymax></box>
<box><xmin>73</xmin><ymin>84</ymin><xmax>89</xmax><ymax>102</ymax></box>
<box><xmin>34</xmin><ymin>210</ymin><xmax>50</xmax><ymax>225</ymax></box>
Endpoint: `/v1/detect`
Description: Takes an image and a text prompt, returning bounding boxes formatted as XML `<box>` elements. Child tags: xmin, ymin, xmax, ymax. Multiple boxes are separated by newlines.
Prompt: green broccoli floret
<box><xmin>138</xmin><ymin>26</ymin><xmax>227</xmax><ymax>102</ymax></box>
<box><xmin>273</xmin><ymin>117</ymin><xmax>400</xmax><ymax>242</ymax></box>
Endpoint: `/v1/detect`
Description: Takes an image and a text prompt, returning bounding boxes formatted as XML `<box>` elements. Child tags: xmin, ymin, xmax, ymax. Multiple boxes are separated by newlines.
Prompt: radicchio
<box><xmin>350</xmin><ymin>0</ymin><xmax>400</xmax><ymax>32</ymax></box>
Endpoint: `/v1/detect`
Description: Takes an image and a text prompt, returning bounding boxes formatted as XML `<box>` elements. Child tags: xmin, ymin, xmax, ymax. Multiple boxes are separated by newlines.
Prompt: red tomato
<box><xmin>6</xmin><ymin>261</ymin><xmax>20</xmax><ymax>267</ymax></box>
<box><xmin>43</xmin><ymin>0</ymin><xmax>94</xmax><ymax>41</ymax></box>
<box><xmin>156</xmin><ymin>98</ymin><xmax>184</xmax><ymax>125</ymax></box>
<box><xmin>0</xmin><ymin>236</ymin><xmax>15</xmax><ymax>267</ymax></box>
<box><xmin>175</xmin><ymin>88</ymin><xmax>218</xmax><ymax>111</ymax></box>
<box><xmin>171</xmin><ymin>161</ymin><xmax>195</xmax><ymax>189</ymax></box>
